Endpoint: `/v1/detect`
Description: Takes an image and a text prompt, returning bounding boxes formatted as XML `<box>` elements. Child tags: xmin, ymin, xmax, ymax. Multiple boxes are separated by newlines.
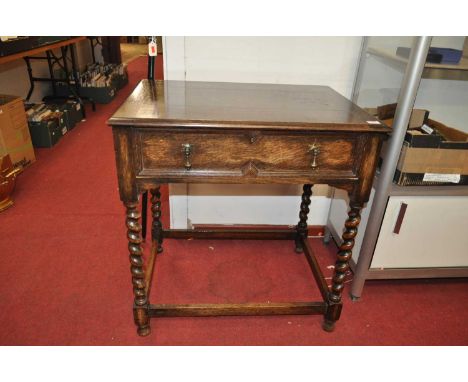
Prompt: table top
<box><xmin>109</xmin><ymin>80</ymin><xmax>391</xmax><ymax>133</ymax></box>
<box><xmin>0</xmin><ymin>37</ymin><xmax>85</xmax><ymax>65</ymax></box>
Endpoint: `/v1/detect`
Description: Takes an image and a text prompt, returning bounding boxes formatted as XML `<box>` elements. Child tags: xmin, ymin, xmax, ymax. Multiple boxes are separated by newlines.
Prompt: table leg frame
<box><xmin>138</xmin><ymin>230</ymin><xmax>337</xmax><ymax>333</ymax></box>
<box><xmin>125</xmin><ymin>186</ymin><xmax>359</xmax><ymax>337</ymax></box>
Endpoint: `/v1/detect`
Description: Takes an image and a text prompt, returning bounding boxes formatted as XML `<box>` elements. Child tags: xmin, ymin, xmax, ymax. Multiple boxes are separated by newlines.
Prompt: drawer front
<box><xmin>138</xmin><ymin>130</ymin><xmax>358</xmax><ymax>180</ymax></box>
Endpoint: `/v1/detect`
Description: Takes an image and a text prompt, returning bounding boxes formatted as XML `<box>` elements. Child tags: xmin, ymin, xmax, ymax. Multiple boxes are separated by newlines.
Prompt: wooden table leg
<box><xmin>150</xmin><ymin>187</ymin><xmax>164</xmax><ymax>253</ymax></box>
<box><xmin>141</xmin><ymin>191</ymin><xmax>148</xmax><ymax>241</ymax></box>
<box><xmin>295</xmin><ymin>184</ymin><xmax>312</xmax><ymax>253</ymax></box>
<box><xmin>125</xmin><ymin>201</ymin><xmax>151</xmax><ymax>336</ymax></box>
<box><xmin>323</xmin><ymin>202</ymin><xmax>362</xmax><ymax>332</ymax></box>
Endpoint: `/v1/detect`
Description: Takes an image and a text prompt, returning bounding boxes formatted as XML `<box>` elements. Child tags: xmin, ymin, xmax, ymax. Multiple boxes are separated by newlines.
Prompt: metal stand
<box><xmin>142</xmin><ymin>37</ymin><xmax>156</xmax><ymax>240</ymax></box>
<box><xmin>24</xmin><ymin>43</ymin><xmax>96</xmax><ymax>115</ymax></box>
<box><xmin>349</xmin><ymin>36</ymin><xmax>433</xmax><ymax>299</ymax></box>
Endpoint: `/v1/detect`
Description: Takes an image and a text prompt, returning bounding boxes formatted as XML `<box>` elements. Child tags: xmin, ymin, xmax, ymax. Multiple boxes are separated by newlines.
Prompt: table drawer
<box><xmin>138</xmin><ymin>131</ymin><xmax>358</xmax><ymax>179</ymax></box>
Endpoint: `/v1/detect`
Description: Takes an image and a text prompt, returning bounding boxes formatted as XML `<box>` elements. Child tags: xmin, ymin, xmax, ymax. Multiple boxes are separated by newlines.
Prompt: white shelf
<box><xmin>368</xmin><ymin>47</ymin><xmax>468</xmax><ymax>81</ymax></box>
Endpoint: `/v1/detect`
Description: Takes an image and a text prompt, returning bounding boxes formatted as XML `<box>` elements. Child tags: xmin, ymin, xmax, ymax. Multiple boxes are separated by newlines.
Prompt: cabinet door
<box><xmin>372</xmin><ymin>196</ymin><xmax>468</xmax><ymax>268</ymax></box>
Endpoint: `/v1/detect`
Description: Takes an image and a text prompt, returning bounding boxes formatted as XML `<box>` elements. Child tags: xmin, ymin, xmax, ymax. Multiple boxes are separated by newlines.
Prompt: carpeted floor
<box><xmin>0</xmin><ymin>56</ymin><xmax>467</xmax><ymax>345</ymax></box>
<box><xmin>120</xmin><ymin>43</ymin><xmax>148</xmax><ymax>64</ymax></box>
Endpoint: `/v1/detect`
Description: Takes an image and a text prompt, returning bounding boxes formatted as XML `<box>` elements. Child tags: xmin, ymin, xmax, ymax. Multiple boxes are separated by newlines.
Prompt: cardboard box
<box><xmin>393</xmin><ymin>119</ymin><xmax>468</xmax><ymax>186</ymax></box>
<box><xmin>364</xmin><ymin>104</ymin><xmax>429</xmax><ymax>129</ymax></box>
<box><xmin>0</xmin><ymin>95</ymin><xmax>36</xmax><ymax>168</ymax></box>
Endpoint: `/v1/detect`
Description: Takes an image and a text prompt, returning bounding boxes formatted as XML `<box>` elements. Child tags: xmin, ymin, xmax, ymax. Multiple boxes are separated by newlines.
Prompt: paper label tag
<box><xmin>62</xmin><ymin>126</ymin><xmax>67</xmax><ymax>135</ymax></box>
<box><xmin>423</xmin><ymin>173</ymin><xmax>460</xmax><ymax>183</ymax></box>
<box><xmin>421</xmin><ymin>124</ymin><xmax>433</xmax><ymax>134</ymax></box>
<box><xmin>367</xmin><ymin>120</ymin><xmax>381</xmax><ymax>125</ymax></box>
<box><xmin>148</xmin><ymin>41</ymin><xmax>157</xmax><ymax>57</ymax></box>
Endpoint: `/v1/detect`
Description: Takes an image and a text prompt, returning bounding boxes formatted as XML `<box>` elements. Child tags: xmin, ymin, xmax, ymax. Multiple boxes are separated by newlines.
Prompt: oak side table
<box><xmin>108</xmin><ymin>80</ymin><xmax>390</xmax><ymax>336</ymax></box>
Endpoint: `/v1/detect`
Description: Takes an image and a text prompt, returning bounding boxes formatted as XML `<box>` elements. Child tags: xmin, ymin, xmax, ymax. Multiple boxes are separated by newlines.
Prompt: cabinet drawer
<box><xmin>138</xmin><ymin>130</ymin><xmax>359</xmax><ymax>180</ymax></box>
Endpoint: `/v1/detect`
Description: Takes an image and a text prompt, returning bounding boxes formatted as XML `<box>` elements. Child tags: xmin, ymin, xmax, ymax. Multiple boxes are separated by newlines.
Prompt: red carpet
<box><xmin>1</xmin><ymin>56</ymin><xmax>467</xmax><ymax>345</ymax></box>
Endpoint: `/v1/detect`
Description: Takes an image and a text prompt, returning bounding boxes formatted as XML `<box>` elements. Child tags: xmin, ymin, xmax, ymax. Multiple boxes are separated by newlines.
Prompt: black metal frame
<box><xmin>23</xmin><ymin>42</ymin><xmax>96</xmax><ymax>116</ymax></box>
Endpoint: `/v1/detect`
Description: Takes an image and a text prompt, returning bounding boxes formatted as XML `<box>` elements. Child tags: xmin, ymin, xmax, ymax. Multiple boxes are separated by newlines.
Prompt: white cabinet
<box><xmin>372</xmin><ymin>196</ymin><xmax>468</xmax><ymax>268</ymax></box>
<box><xmin>328</xmin><ymin>186</ymin><xmax>468</xmax><ymax>271</ymax></box>
<box><xmin>328</xmin><ymin>185</ymin><xmax>468</xmax><ymax>278</ymax></box>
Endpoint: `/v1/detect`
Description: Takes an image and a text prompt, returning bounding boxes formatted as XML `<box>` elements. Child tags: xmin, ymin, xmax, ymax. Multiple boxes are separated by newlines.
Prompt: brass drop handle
<box><xmin>308</xmin><ymin>141</ymin><xmax>320</xmax><ymax>169</ymax></box>
<box><xmin>182</xmin><ymin>143</ymin><xmax>193</xmax><ymax>170</ymax></box>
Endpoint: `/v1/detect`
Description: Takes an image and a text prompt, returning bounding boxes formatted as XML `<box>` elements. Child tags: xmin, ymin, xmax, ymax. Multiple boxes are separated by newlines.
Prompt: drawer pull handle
<box><xmin>393</xmin><ymin>202</ymin><xmax>408</xmax><ymax>234</ymax></box>
<box><xmin>308</xmin><ymin>141</ymin><xmax>320</xmax><ymax>169</ymax></box>
<box><xmin>181</xmin><ymin>143</ymin><xmax>193</xmax><ymax>170</ymax></box>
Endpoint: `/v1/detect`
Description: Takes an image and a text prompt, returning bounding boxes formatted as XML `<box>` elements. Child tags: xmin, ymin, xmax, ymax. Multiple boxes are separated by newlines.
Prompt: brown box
<box><xmin>364</xmin><ymin>105</ymin><xmax>429</xmax><ymax>129</ymax></box>
<box><xmin>0</xmin><ymin>95</ymin><xmax>36</xmax><ymax>168</ymax></box>
<box><xmin>394</xmin><ymin>119</ymin><xmax>468</xmax><ymax>186</ymax></box>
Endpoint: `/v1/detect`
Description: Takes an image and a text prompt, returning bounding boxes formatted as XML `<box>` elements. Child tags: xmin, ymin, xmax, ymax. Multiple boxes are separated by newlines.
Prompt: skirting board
<box><xmin>348</xmin><ymin>258</ymin><xmax>468</xmax><ymax>279</ymax></box>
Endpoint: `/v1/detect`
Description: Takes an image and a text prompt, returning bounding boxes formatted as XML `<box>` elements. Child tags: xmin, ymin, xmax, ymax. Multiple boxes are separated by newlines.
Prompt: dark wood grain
<box><xmin>109</xmin><ymin>80</ymin><xmax>391</xmax><ymax>133</ymax></box>
<box><xmin>329</xmin><ymin>205</ymin><xmax>362</xmax><ymax>304</ymax></box>
<box><xmin>163</xmin><ymin>228</ymin><xmax>296</xmax><ymax>240</ymax></box>
<box><xmin>150</xmin><ymin>187</ymin><xmax>163</xmax><ymax>253</ymax></box>
<box><xmin>149</xmin><ymin>302</ymin><xmax>327</xmax><ymax>317</ymax></box>
<box><xmin>295</xmin><ymin>184</ymin><xmax>313</xmax><ymax>253</ymax></box>
<box><xmin>109</xmin><ymin>80</ymin><xmax>390</xmax><ymax>336</ymax></box>
<box><xmin>138</xmin><ymin>130</ymin><xmax>357</xmax><ymax>180</ymax></box>
<box><xmin>144</xmin><ymin>242</ymin><xmax>157</xmax><ymax>297</ymax></box>
<box><xmin>125</xmin><ymin>202</ymin><xmax>150</xmax><ymax>336</ymax></box>
<box><xmin>323</xmin><ymin>203</ymin><xmax>363</xmax><ymax>332</ymax></box>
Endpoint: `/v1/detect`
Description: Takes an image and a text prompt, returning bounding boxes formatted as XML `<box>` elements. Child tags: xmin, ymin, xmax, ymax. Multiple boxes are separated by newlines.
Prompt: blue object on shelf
<box><xmin>429</xmin><ymin>47</ymin><xmax>463</xmax><ymax>64</ymax></box>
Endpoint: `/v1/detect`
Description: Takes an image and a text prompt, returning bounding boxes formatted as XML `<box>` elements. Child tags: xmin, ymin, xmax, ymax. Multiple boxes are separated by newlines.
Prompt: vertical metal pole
<box><xmin>148</xmin><ymin>36</ymin><xmax>156</xmax><ymax>80</ymax></box>
<box><xmin>69</xmin><ymin>44</ymin><xmax>88</xmax><ymax>117</ymax></box>
<box><xmin>61</xmin><ymin>46</ymin><xmax>71</xmax><ymax>88</ymax></box>
<box><xmin>24</xmin><ymin>57</ymin><xmax>35</xmax><ymax>101</ymax></box>
<box><xmin>46</xmin><ymin>50</ymin><xmax>57</xmax><ymax>96</ymax></box>
<box><xmin>148</xmin><ymin>60</ymin><xmax>155</xmax><ymax>81</ymax></box>
<box><xmin>350</xmin><ymin>36</ymin><xmax>432</xmax><ymax>299</ymax></box>
<box><xmin>89</xmin><ymin>37</ymin><xmax>96</xmax><ymax>64</ymax></box>
<box><xmin>351</xmin><ymin>37</ymin><xmax>369</xmax><ymax>103</ymax></box>
<box><xmin>69</xmin><ymin>44</ymin><xmax>80</xmax><ymax>94</ymax></box>
<box><xmin>142</xmin><ymin>36</ymin><xmax>156</xmax><ymax>240</ymax></box>
<box><xmin>148</xmin><ymin>57</ymin><xmax>155</xmax><ymax>80</ymax></box>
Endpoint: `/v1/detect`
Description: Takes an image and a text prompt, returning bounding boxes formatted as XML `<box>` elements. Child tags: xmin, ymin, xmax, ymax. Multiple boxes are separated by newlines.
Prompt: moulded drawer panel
<box><xmin>371</xmin><ymin>195</ymin><xmax>468</xmax><ymax>268</ymax></box>
<box><xmin>138</xmin><ymin>130</ymin><xmax>358</xmax><ymax>180</ymax></box>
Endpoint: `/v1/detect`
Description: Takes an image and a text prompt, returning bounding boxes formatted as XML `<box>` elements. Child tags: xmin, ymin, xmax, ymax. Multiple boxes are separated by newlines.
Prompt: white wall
<box><xmin>163</xmin><ymin>36</ymin><xmax>363</xmax><ymax>228</ymax></box>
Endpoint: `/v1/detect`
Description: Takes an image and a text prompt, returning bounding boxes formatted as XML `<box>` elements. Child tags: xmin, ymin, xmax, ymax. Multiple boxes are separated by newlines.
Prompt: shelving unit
<box><xmin>367</xmin><ymin>46</ymin><xmax>468</xmax><ymax>80</ymax></box>
<box><xmin>326</xmin><ymin>36</ymin><xmax>468</xmax><ymax>299</ymax></box>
